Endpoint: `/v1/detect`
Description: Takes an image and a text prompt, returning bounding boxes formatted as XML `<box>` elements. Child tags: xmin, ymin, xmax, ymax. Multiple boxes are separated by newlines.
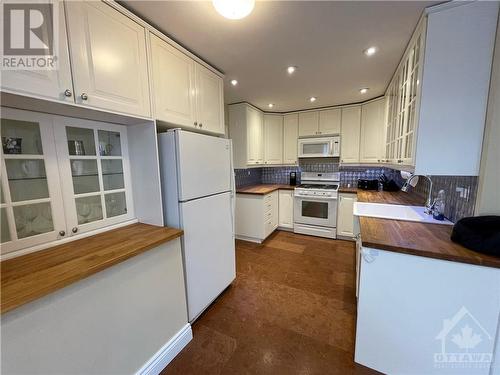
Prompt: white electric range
<box><xmin>294</xmin><ymin>172</ymin><xmax>340</xmax><ymax>239</ymax></box>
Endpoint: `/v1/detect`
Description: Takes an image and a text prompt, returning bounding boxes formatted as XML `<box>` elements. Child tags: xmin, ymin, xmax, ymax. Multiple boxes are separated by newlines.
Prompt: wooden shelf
<box><xmin>1</xmin><ymin>223</ymin><xmax>183</xmax><ymax>314</ymax></box>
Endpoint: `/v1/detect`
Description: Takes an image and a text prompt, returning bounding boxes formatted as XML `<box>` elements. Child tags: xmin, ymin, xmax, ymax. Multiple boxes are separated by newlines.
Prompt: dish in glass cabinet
<box><xmin>68</xmin><ymin>140</ymin><xmax>86</xmax><ymax>156</ymax></box>
<box><xmin>2</xmin><ymin>137</ymin><xmax>22</xmax><ymax>154</ymax></box>
<box><xmin>21</xmin><ymin>160</ymin><xmax>41</xmax><ymax>178</ymax></box>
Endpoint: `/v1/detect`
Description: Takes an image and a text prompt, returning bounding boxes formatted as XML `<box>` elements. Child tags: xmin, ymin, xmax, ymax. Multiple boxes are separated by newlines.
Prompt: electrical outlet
<box><xmin>456</xmin><ymin>187</ymin><xmax>470</xmax><ymax>200</ymax></box>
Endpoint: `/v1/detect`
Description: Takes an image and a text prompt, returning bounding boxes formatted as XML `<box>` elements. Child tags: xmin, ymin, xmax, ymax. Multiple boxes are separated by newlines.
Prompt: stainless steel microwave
<box><xmin>298</xmin><ymin>136</ymin><xmax>340</xmax><ymax>158</ymax></box>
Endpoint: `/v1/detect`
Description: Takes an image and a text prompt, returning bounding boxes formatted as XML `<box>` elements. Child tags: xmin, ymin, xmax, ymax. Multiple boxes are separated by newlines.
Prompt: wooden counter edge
<box><xmin>1</xmin><ymin>223</ymin><xmax>183</xmax><ymax>315</ymax></box>
<box><xmin>236</xmin><ymin>184</ymin><xmax>295</xmax><ymax>195</ymax></box>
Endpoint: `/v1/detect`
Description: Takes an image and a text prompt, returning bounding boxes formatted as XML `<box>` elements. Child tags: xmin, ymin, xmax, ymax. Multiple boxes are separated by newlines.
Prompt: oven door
<box><xmin>298</xmin><ymin>137</ymin><xmax>336</xmax><ymax>158</ymax></box>
<box><xmin>294</xmin><ymin>195</ymin><xmax>337</xmax><ymax>227</ymax></box>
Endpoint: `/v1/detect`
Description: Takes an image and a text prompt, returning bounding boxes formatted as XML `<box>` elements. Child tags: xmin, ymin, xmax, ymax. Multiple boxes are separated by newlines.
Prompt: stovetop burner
<box><xmin>297</xmin><ymin>184</ymin><xmax>339</xmax><ymax>190</ymax></box>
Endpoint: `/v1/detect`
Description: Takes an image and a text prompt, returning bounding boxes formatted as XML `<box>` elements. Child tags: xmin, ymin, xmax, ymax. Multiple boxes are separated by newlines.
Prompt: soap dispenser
<box><xmin>432</xmin><ymin>190</ymin><xmax>446</xmax><ymax>221</ymax></box>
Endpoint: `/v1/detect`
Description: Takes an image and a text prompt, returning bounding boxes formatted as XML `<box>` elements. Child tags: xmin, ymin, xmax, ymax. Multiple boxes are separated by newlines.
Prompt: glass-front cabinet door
<box><xmin>0</xmin><ymin>109</ymin><xmax>66</xmax><ymax>255</ymax></box>
<box><xmin>54</xmin><ymin>118</ymin><xmax>134</xmax><ymax>235</ymax></box>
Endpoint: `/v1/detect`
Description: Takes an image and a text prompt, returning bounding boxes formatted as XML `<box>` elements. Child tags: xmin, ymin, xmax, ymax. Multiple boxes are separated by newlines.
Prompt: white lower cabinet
<box><xmin>355</xmin><ymin>248</ymin><xmax>500</xmax><ymax>375</ymax></box>
<box><xmin>235</xmin><ymin>191</ymin><xmax>278</xmax><ymax>243</ymax></box>
<box><xmin>278</xmin><ymin>190</ymin><xmax>294</xmax><ymax>229</ymax></box>
<box><xmin>337</xmin><ymin>193</ymin><xmax>359</xmax><ymax>239</ymax></box>
<box><xmin>0</xmin><ymin>108</ymin><xmax>135</xmax><ymax>256</ymax></box>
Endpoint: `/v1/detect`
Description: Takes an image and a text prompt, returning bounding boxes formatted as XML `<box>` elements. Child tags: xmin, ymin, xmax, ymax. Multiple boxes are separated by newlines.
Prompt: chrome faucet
<box><xmin>401</xmin><ymin>174</ymin><xmax>434</xmax><ymax>215</ymax></box>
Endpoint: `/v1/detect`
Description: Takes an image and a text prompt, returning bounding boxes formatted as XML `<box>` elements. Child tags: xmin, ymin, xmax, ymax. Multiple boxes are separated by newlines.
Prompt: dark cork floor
<box><xmin>161</xmin><ymin>230</ymin><xmax>380</xmax><ymax>375</ymax></box>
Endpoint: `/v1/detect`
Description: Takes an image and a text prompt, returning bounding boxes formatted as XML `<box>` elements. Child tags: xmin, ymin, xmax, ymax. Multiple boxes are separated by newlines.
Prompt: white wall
<box><xmin>476</xmin><ymin>17</ymin><xmax>500</xmax><ymax>216</ymax></box>
<box><xmin>415</xmin><ymin>1</ymin><xmax>499</xmax><ymax>176</ymax></box>
<box><xmin>1</xmin><ymin>239</ymin><xmax>189</xmax><ymax>375</ymax></box>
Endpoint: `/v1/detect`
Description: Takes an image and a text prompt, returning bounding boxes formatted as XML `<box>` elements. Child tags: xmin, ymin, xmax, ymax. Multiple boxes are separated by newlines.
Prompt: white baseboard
<box><xmin>235</xmin><ymin>235</ymin><xmax>262</xmax><ymax>243</ymax></box>
<box><xmin>136</xmin><ymin>324</ymin><xmax>192</xmax><ymax>375</ymax></box>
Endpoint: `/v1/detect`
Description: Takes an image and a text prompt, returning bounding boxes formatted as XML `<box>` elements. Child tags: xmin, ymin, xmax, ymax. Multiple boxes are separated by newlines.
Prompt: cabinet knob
<box><xmin>64</xmin><ymin>89</ymin><xmax>72</xmax><ymax>97</ymax></box>
<box><xmin>72</xmin><ymin>227</ymin><xmax>78</xmax><ymax>234</ymax></box>
<box><xmin>199</xmin><ymin>123</ymin><xmax>203</xmax><ymax>128</ymax></box>
<box><xmin>59</xmin><ymin>230</ymin><xmax>66</xmax><ymax>237</ymax></box>
<box><xmin>194</xmin><ymin>121</ymin><xmax>198</xmax><ymax>126</ymax></box>
<box><xmin>80</xmin><ymin>93</ymin><xmax>88</xmax><ymax>101</ymax></box>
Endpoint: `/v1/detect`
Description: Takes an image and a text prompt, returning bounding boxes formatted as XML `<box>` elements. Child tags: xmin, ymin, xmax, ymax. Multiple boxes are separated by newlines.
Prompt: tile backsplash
<box><xmin>234</xmin><ymin>168</ymin><xmax>262</xmax><ymax>187</ymax></box>
<box><xmin>339</xmin><ymin>166</ymin><xmax>404</xmax><ymax>188</ymax></box>
<box><xmin>262</xmin><ymin>166</ymin><xmax>301</xmax><ymax>184</ymax></box>
<box><xmin>408</xmin><ymin>175</ymin><xmax>478</xmax><ymax>223</ymax></box>
<box><xmin>235</xmin><ymin>161</ymin><xmax>477</xmax><ymax>222</ymax></box>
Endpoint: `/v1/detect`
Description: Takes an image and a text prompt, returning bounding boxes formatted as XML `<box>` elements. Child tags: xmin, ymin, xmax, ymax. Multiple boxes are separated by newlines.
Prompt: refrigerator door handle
<box><xmin>229</xmin><ymin>140</ymin><xmax>236</xmax><ymax>237</ymax></box>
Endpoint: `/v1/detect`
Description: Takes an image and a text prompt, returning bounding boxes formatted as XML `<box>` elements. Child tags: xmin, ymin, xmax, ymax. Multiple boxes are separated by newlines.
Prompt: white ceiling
<box><xmin>122</xmin><ymin>1</ymin><xmax>441</xmax><ymax>112</ymax></box>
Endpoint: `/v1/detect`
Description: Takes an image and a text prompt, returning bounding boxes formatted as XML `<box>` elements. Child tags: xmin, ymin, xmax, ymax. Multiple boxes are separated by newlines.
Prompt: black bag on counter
<box><xmin>451</xmin><ymin>216</ymin><xmax>500</xmax><ymax>256</ymax></box>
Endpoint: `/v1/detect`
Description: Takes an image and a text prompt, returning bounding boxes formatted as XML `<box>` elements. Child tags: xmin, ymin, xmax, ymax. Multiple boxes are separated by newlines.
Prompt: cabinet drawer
<box><xmin>265</xmin><ymin>218</ymin><xmax>274</xmax><ymax>237</ymax></box>
<box><xmin>264</xmin><ymin>193</ymin><xmax>274</xmax><ymax>203</ymax></box>
<box><xmin>264</xmin><ymin>210</ymin><xmax>273</xmax><ymax>221</ymax></box>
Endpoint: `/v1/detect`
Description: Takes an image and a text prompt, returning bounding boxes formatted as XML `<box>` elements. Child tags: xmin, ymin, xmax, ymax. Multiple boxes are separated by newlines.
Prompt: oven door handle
<box><xmin>294</xmin><ymin>195</ymin><xmax>338</xmax><ymax>201</ymax></box>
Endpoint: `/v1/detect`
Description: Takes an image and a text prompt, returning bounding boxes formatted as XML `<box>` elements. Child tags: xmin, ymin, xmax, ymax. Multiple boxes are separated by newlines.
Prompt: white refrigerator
<box><xmin>158</xmin><ymin>129</ymin><xmax>236</xmax><ymax>322</ymax></box>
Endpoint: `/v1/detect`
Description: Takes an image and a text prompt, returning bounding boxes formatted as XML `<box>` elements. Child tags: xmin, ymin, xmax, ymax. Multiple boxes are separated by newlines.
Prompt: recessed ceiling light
<box><xmin>212</xmin><ymin>0</ymin><xmax>255</xmax><ymax>20</ymax></box>
<box><xmin>268</xmin><ymin>103</ymin><xmax>274</xmax><ymax>108</ymax></box>
<box><xmin>287</xmin><ymin>66</ymin><xmax>297</xmax><ymax>74</ymax></box>
<box><xmin>360</xmin><ymin>88</ymin><xmax>369</xmax><ymax>94</ymax></box>
<box><xmin>363</xmin><ymin>46</ymin><xmax>377</xmax><ymax>56</ymax></box>
<box><xmin>309</xmin><ymin>97</ymin><xmax>317</xmax><ymax>103</ymax></box>
<box><xmin>230</xmin><ymin>79</ymin><xmax>238</xmax><ymax>86</ymax></box>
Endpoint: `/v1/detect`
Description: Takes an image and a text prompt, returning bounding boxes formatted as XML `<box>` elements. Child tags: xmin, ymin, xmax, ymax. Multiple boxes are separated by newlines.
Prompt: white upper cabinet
<box><xmin>278</xmin><ymin>190</ymin><xmax>294</xmax><ymax>229</ymax></box>
<box><xmin>246</xmin><ymin>106</ymin><xmax>264</xmax><ymax>165</ymax></box>
<box><xmin>298</xmin><ymin>112</ymin><xmax>319</xmax><ymax>137</ymax></box>
<box><xmin>283</xmin><ymin>114</ymin><xmax>299</xmax><ymax>165</ymax></box>
<box><xmin>360</xmin><ymin>98</ymin><xmax>386</xmax><ymax>163</ymax></box>
<box><xmin>150</xmin><ymin>33</ymin><xmax>224</xmax><ymax>135</ymax></box>
<box><xmin>53</xmin><ymin>118</ymin><xmax>134</xmax><ymax>236</ymax></box>
<box><xmin>150</xmin><ymin>34</ymin><xmax>196</xmax><ymax>128</ymax></box>
<box><xmin>0</xmin><ymin>109</ymin><xmax>66</xmax><ymax>255</ymax></box>
<box><xmin>0</xmin><ymin>108</ymin><xmax>135</xmax><ymax>256</ymax></box>
<box><xmin>319</xmin><ymin>109</ymin><xmax>341</xmax><ymax>135</ymax></box>
<box><xmin>1</xmin><ymin>1</ymin><xmax>73</xmax><ymax>103</ymax></box>
<box><xmin>195</xmin><ymin>63</ymin><xmax>225</xmax><ymax>134</ymax></box>
<box><xmin>263</xmin><ymin>114</ymin><xmax>283</xmax><ymax>165</ymax></box>
<box><xmin>340</xmin><ymin>106</ymin><xmax>361</xmax><ymax>163</ymax></box>
<box><xmin>384</xmin><ymin>1</ymin><xmax>498</xmax><ymax>174</ymax></box>
<box><xmin>65</xmin><ymin>1</ymin><xmax>151</xmax><ymax>117</ymax></box>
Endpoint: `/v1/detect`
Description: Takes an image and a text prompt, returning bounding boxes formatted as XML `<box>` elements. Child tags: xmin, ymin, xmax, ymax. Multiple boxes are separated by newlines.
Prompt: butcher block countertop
<box><xmin>236</xmin><ymin>184</ymin><xmax>296</xmax><ymax>195</ymax></box>
<box><xmin>1</xmin><ymin>223</ymin><xmax>183</xmax><ymax>314</ymax></box>
<box><xmin>353</xmin><ymin>189</ymin><xmax>500</xmax><ymax>269</ymax></box>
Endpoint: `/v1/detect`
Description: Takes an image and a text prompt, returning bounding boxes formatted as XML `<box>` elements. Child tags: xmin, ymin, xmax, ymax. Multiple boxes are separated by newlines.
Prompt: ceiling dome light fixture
<box><xmin>287</xmin><ymin>66</ymin><xmax>297</xmax><ymax>75</ymax></box>
<box><xmin>212</xmin><ymin>0</ymin><xmax>255</xmax><ymax>20</ymax></box>
<box><xmin>268</xmin><ymin>103</ymin><xmax>274</xmax><ymax>108</ymax></box>
<box><xmin>230</xmin><ymin>79</ymin><xmax>238</xmax><ymax>86</ymax></box>
<box><xmin>363</xmin><ymin>46</ymin><xmax>378</xmax><ymax>56</ymax></box>
<box><xmin>309</xmin><ymin>97</ymin><xmax>317</xmax><ymax>103</ymax></box>
<box><xmin>359</xmin><ymin>88</ymin><xmax>369</xmax><ymax>94</ymax></box>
